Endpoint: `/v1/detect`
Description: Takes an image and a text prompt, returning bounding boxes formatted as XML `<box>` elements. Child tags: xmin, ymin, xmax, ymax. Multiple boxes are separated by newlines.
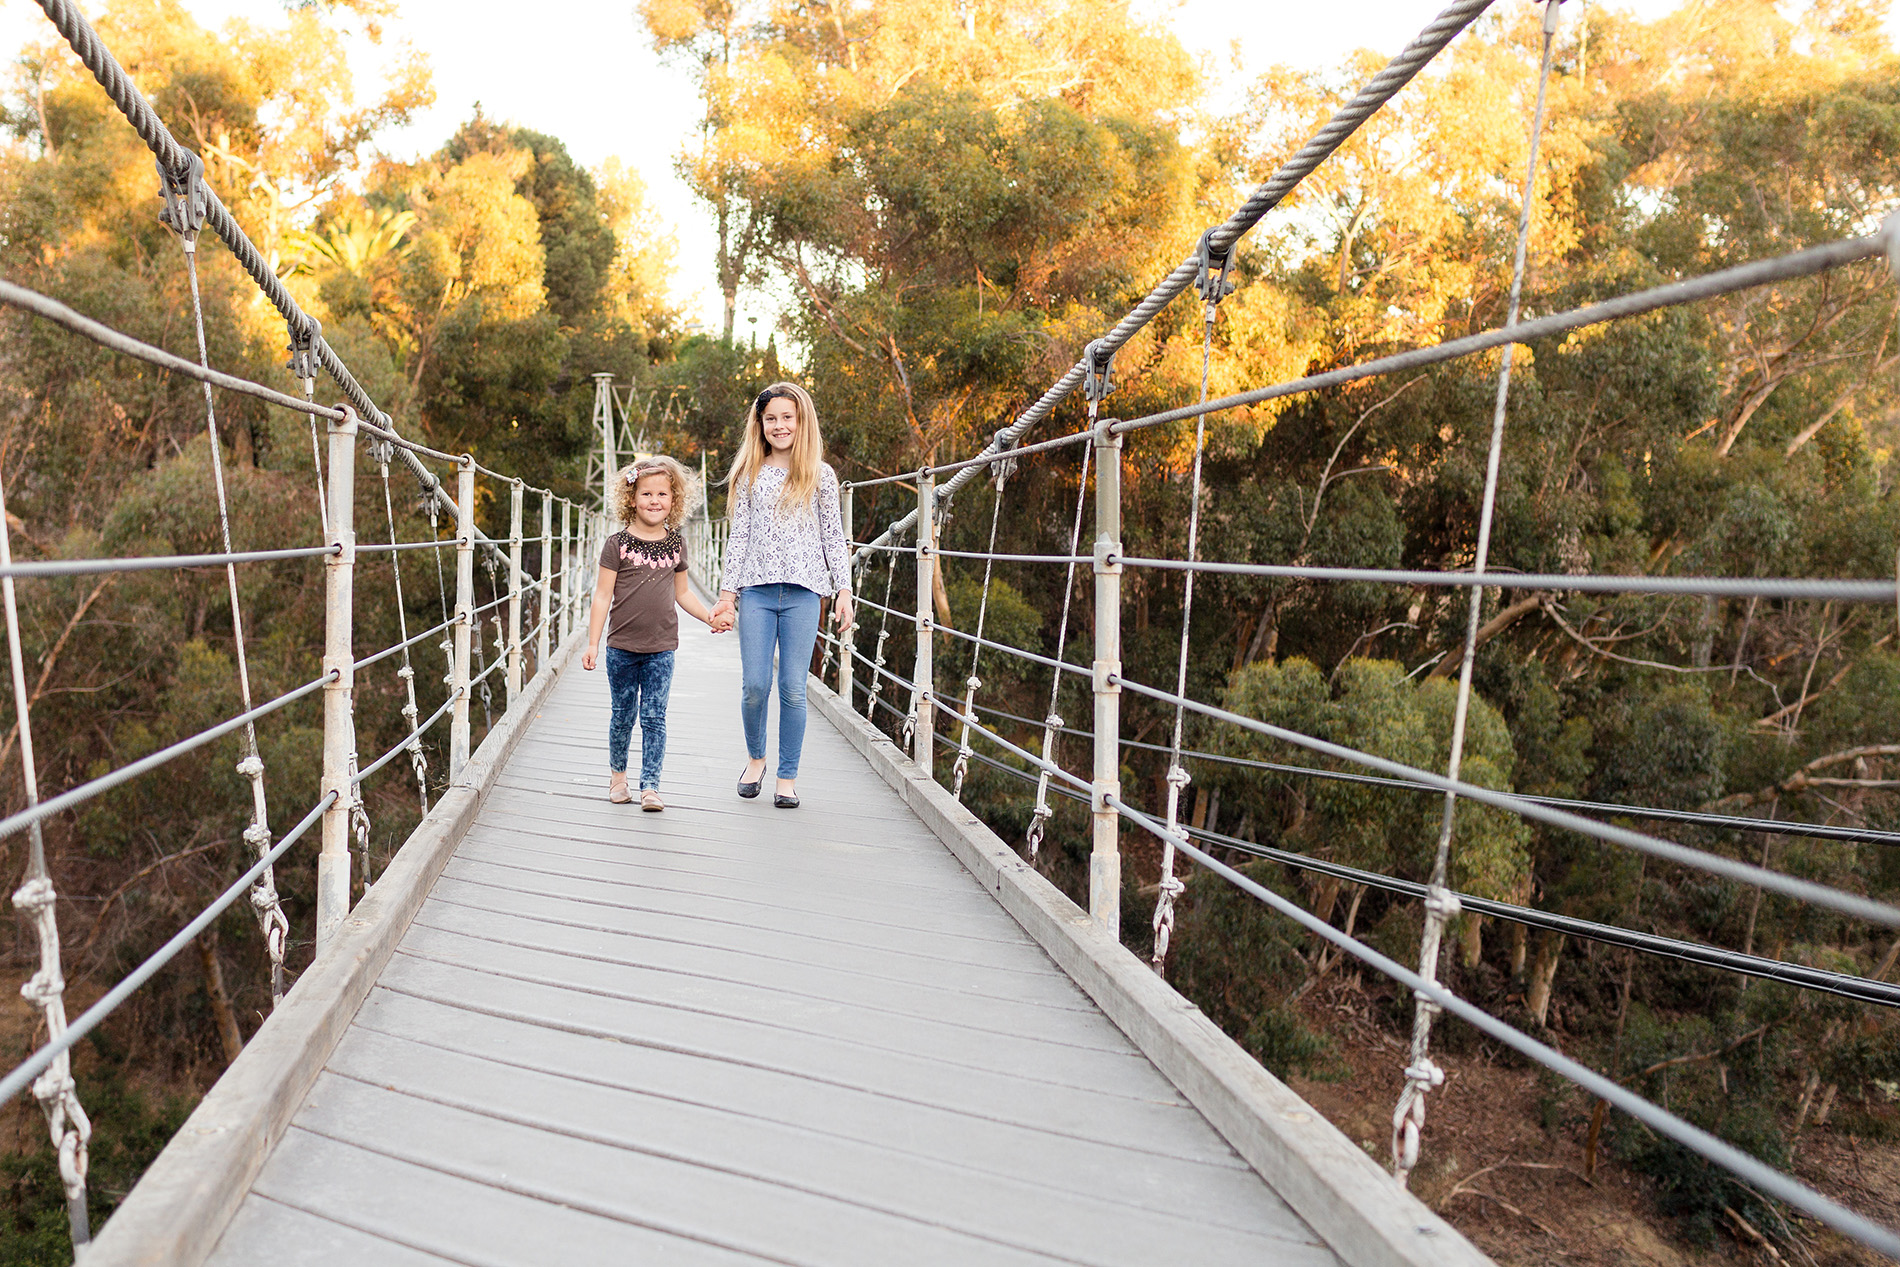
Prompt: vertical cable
<box><xmin>1394</xmin><ymin>0</ymin><xmax>1562</xmax><ymax>1186</ymax></box>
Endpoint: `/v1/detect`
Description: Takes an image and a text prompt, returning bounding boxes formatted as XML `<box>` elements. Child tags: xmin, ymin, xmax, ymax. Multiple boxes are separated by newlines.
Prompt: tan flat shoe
<box><xmin>608</xmin><ymin>775</ymin><xmax>632</xmax><ymax>804</ymax></box>
<box><xmin>640</xmin><ymin>789</ymin><xmax>664</xmax><ymax>812</ymax></box>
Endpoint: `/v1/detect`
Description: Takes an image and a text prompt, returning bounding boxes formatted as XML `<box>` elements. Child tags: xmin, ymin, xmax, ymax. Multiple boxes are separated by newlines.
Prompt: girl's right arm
<box><xmin>713</xmin><ymin>480</ymin><xmax>752</xmax><ymax>623</ymax></box>
<box><xmin>581</xmin><ymin>565</ymin><xmax>616</xmax><ymax>670</ymax></box>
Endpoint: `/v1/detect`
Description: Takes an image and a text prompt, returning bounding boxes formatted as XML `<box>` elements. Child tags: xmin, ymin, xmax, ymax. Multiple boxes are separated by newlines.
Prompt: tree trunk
<box><xmin>1509</xmin><ymin>920</ymin><xmax>1528</xmax><ymax>984</ymax></box>
<box><xmin>1526</xmin><ymin>929</ymin><xmax>1564</xmax><ymax>1026</ymax></box>
<box><xmin>197</xmin><ymin>930</ymin><xmax>243</xmax><ymax>1066</ymax></box>
<box><xmin>1460</xmin><ymin>914</ymin><xmax>1484</xmax><ymax>970</ymax></box>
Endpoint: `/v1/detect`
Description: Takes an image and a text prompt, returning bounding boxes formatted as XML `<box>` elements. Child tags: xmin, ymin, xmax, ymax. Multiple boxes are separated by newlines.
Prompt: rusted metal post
<box><xmin>450</xmin><ymin>458</ymin><xmax>475</xmax><ymax>782</ymax></box>
<box><xmin>316</xmin><ymin>406</ymin><xmax>359</xmax><ymax>948</ymax></box>
<box><xmin>1091</xmin><ymin>422</ymin><xmax>1123</xmax><ymax>939</ymax></box>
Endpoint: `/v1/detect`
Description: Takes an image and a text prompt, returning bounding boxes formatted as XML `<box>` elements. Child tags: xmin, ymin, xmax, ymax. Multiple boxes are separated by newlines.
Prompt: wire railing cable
<box><xmin>1112</xmin><ymin>672</ymin><xmax>1900</xmax><ymax>929</ymax></box>
<box><xmin>1107</xmin><ymin>793</ymin><xmax>1900</xmax><ymax>1259</ymax></box>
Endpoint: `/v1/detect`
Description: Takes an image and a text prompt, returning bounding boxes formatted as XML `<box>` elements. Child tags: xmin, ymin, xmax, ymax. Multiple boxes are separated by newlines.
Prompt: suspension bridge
<box><xmin>3</xmin><ymin>0</ymin><xmax>1900</xmax><ymax>1261</ymax></box>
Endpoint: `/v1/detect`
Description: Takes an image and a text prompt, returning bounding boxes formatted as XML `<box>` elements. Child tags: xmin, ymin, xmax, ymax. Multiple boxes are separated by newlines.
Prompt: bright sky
<box><xmin>5</xmin><ymin>0</ymin><xmax>1894</xmax><ymax>334</ymax></box>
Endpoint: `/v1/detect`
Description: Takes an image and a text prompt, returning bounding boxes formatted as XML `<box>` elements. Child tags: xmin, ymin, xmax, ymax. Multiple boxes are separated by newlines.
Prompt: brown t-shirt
<box><xmin>600</xmin><ymin>529</ymin><xmax>687</xmax><ymax>652</ymax></box>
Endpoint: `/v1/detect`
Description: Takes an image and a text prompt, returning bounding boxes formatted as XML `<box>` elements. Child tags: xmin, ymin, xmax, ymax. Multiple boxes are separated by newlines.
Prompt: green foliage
<box><xmin>0</xmin><ymin>1065</ymin><xmax>194</xmax><ymax>1264</ymax></box>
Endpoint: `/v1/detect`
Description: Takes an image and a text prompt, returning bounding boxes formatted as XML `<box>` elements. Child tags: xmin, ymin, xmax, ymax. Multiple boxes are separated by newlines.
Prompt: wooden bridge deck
<box><xmin>202</xmin><ymin>624</ymin><xmax>1345</xmax><ymax>1266</ymax></box>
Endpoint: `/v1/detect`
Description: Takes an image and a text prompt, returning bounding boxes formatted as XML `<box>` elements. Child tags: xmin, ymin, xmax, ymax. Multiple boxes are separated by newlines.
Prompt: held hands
<box><xmin>708</xmin><ymin>596</ymin><xmax>736</xmax><ymax>634</ymax></box>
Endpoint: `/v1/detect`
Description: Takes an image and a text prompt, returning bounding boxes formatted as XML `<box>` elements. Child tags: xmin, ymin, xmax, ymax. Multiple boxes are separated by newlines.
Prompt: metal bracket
<box><xmin>156</xmin><ymin>152</ymin><xmax>208</xmax><ymax>242</ymax></box>
<box><xmin>1093</xmin><ymin>659</ymin><xmax>1121</xmax><ymax>694</ymax></box>
<box><xmin>1093</xmin><ymin>538</ymin><xmax>1122</xmax><ymax>575</ymax></box>
<box><xmin>286</xmin><ymin>315</ymin><xmax>323</xmax><ymax>383</ymax></box>
<box><xmin>1093</xmin><ymin>777</ymin><xmax>1120</xmax><ymax>812</ymax></box>
<box><xmin>1196</xmin><ymin>228</ymin><xmax>1237</xmax><ymax>306</ymax></box>
<box><xmin>1083</xmin><ymin>339</ymin><xmax>1116</xmax><ymax>406</ymax></box>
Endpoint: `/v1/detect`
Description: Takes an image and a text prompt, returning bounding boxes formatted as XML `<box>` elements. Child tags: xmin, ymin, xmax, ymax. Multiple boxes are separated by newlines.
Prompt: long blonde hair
<box><xmin>613</xmin><ymin>455</ymin><xmax>694</xmax><ymax>532</ymax></box>
<box><xmin>725</xmin><ymin>382</ymin><xmax>825</xmax><ymax>517</ymax></box>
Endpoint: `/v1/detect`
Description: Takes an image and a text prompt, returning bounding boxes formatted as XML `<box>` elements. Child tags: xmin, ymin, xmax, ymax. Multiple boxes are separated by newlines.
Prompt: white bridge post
<box><xmin>538</xmin><ymin>492</ymin><xmax>553</xmax><ymax>672</ymax></box>
<box><xmin>450</xmin><ymin>458</ymin><xmax>475</xmax><ymax>782</ymax></box>
<box><xmin>316</xmin><ymin>406</ymin><xmax>359</xmax><ymax>949</ymax></box>
<box><xmin>560</xmin><ymin>499</ymin><xmax>574</xmax><ymax>644</ymax></box>
<box><xmin>506</xmin><ymin>479</ymin><xmax>524</xmax><ymax>702</ymax></box>
<box><xmin>839</xmin><ymin>483</ymin><xmax>855</xmax><ymax>713</ymax></box>
<box><xmin>1091</xmin><ymin>422</ymin><xmax>1123</xmax><ymax>939</ymax></box>
<box><xmin>913</xmin><ymin>471</ymin><xmax>935</xmax><ymax>779</ymax></box>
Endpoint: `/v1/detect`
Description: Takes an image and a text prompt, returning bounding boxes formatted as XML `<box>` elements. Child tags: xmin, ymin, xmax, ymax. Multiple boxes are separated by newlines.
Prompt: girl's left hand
<box><xmin>832</xmin><ymin>593</ymin><xmax>854</xmax><ymax>635</ymax></box>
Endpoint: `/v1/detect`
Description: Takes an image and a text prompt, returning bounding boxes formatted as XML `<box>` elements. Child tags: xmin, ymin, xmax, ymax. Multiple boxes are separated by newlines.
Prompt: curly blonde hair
<box><xmin>613</xmin><ymin>455</ymin><xmax>695</xmax><ymax>532</ymax></box>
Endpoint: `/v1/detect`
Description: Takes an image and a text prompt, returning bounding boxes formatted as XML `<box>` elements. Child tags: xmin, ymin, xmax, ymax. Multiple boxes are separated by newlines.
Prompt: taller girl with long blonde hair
<box><xmin>710</xmin><ymin>382</ymin><xmax>854</xmax><ymax>808</ymax></box>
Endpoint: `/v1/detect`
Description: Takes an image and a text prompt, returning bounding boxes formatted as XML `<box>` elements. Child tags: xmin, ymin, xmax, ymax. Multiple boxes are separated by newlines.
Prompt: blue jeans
<box><xmin>606</xmin><ymin>648</ymin><xmax>674</xmax><ymax>789</ymax></box>
<box><xmin>738</xmin><ymin>583</ymin><xmax>822</xmax><ymax>779</ymax></box>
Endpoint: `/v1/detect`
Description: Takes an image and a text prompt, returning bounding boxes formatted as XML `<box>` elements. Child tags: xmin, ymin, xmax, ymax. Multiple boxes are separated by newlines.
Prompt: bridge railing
<box><xmin>822</xmin><ymin>0</ymin><xmax>1900</xmax><ymax>1258</ymax></box>
<box><xmin>0</xmin><ymin>0</ymin><xmax>612</xmax><ymax>1252</ymax></box>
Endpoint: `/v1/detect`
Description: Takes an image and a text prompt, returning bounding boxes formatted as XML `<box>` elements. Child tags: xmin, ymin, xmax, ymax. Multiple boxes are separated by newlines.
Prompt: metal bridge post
<box><xmin>560</xmin><ymin>499</ymin><xmax>574</xmax><ymax>645</ymax></box>
<box><xmin>538</xmin><ymin>492</ymin><xmax>553</xmax><ymax>672</ymax></box>
<box><xmin>840</xmin><ymin>483</ymin><xmax>855</xmax><ymax>712</ymax></box>
<box><xmin>506</xmin><ymin>480</ymin><xmax>524</xmax><ymax>702</ymax></box>
<box><xmin>1091</xmin><ymin>422</ymin><xmax>1123</xmax><ymax>939</ymax></box>
<box><xmin>913</xmin><ymin>472</ymin><xmax>935</xmax><ymax>778</ymax></box>
<box><xmin>316</xmin><ymin>406</ymin><xmax>359</xmax><ymax>949</ymax></box>
<box><xmin>450</xmin><ymin>459</ymin><xmax>475</xmax><ymax>783</ymax></box>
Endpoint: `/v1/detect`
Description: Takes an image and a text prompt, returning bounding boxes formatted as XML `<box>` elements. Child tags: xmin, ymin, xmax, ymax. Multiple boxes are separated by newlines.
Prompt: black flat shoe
<box><xmin>774</xmin><ymin>793</ymin><xmax>800</xmax><ymax>809</ymax></box>
<box><xmin>737</xmin><ymin>767</ymin><xmax>763</xmax><ymax>799</ymax></box>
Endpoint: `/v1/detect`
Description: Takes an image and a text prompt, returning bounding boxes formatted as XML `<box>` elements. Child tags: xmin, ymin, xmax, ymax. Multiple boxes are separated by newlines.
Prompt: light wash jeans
<box><xmin>605</xmin><ymin>647</ymin><xmax>675</xmax><ymax>790</ymax></box>
<box><xmin>737</xmin><ymin>583</ymin><xmax>823</xmax><ymax>779</ymax></box>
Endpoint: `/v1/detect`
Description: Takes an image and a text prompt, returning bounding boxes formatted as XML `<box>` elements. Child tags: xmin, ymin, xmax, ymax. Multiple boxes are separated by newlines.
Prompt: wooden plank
<box><xmin>85</xmin><ymin>640</ymin><xmax>585</xmax><ymax>1267</ymax></box>
<box><xmin>406</xmin><ymin>901</ymin><xmax>1107</xmax><ymax>1032</ymax></box>
<box><xmin>806</xmin><ymin>676</ymin><xmax>1494</xmax><ymax>1267</ymax></box>
<box><xmin>370</xmin><ymin>955</ymin><xmax>1240</xmax><ymax>1159</ymax></box>
<box><xmin>338</xmin><ymin>997</ymin><xmax>1298</xmax><ymax>1225</ymax></box>
<box><xmin>316</xmin><ymin>1027</ymin><xmax>1336</xmax><ymax>1266</ymax></box>
<box><xmin>211</xmin><ymin>1195</ymin><xmax>454</xmax><ymax>1266</ymax></box>
<box><xmin>188</xmin><ymin>623</ymin><xmax>1376</xmax><ymax>1266</ymax></box>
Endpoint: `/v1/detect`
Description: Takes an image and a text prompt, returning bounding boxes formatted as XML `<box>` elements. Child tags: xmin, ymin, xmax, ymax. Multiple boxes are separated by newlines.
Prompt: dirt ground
<box><xmin>1281</xmin><ymin>974</ymin><xmax>1900</xmax><ymax>1266</ymax></box>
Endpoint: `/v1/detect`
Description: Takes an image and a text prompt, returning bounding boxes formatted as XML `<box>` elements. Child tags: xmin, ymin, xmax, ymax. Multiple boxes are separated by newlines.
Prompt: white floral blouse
<box><xmin>720</xmin><ymin>463</ymin><xmax>851</xmax><ymax>596</ymax></box>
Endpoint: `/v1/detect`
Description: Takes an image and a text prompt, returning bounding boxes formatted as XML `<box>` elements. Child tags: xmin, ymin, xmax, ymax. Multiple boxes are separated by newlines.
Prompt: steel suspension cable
<box><xmin>1027</xmin><ymin>439</ymin><xmax>1094</xmax><ymax>860</ymax></box>
<box><xmin>375</xmin><ymin>442</ymin><xmax>429</xmax><ymax>817</ymax></box>
<box><xmin>951</xmin><ymin>458</ymin><xmax>1016</xmax><ymax>799</ymax></box>
<box><xmin>854</xmin><ymin>0</ymin><xmax>1498</xmax><ymax>553</ymax></box>
<box><xmin>0</xmin><ymin>447</ymin><xmax>91</xmax><ymax>1247</ymax></box>
<box><xmin>1154</xmin><ymin>235</ymin><xmax>1235</xmax><ymax>977</ymax></box>
<box><xmin>1395</xmin><ymin>2</ymin><xmax>1562</xmax><ymax>1187</ymax></box>
<box><xmin>1108</xmin><ymin>794</ymin><xmax>1900</xmax><ymax>1260</ymax></box>
<box><xmin>173</xmin><ymin>225</ymin><xmax>290</xmax><ymax>1006</ymax></box>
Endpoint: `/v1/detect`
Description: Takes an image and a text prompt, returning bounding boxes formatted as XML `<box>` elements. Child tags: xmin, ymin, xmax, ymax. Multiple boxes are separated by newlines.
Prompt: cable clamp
<box><xmin>235</xmin><ymin>755</ymin><xmax>265</xmax><ymax>780</ymax></box>
<box><xmin>1044</xmin><ymin>712</ymin><xmax>1065</xmax><ymax>731</ymax></box>
<box><xmin>1083</xmin><ymin>339</ymin><xmax>1116</xmax><ymax>405</ymax></box>
<box><xmin>965</xmin><ymin>674</ymin><xmax>982</xmax><ymax>692</ymax></box>
<box><xmin>1195</xmin><ymin>227</ymin><xmax>1237</xmax><ymax>311</ymax></box>
<box><xmin>1093</xmin><ymin>659</ymin><xmax>1121</xmax><ymax>694</ymax></box>
<box><xmin>156</xmin><ymin>152</ymin><xmax>208</xmax><ymax>242</ymax></box>
<box><xmin>286</xmin><ymin>315</ymin><xmax>324</xmax><ymax>383</ymax></box>
<box><xmin>1423</xmin><ymin>885</ymin><xmax>1461</xmax><ymax>921</ymax></box>
<box><xmin>1093</xmin><ymin>538</ymin><xmax>1122</xmax><ymax>576</ymax></box>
